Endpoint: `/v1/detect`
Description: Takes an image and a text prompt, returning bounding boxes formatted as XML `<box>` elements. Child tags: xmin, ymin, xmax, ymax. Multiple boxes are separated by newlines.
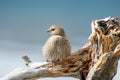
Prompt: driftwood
<box><xmin>1</xmin><ymin>17</ymin><xmax>120</xmax><ymax>80</ymax></box>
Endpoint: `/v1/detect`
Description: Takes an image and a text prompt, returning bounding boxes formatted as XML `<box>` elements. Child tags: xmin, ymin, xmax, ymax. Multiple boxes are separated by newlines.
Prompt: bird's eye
<box><xmin>51</xmin><ymin>29</ymin><xmax>55</xmax><ymax>31</ymax></box>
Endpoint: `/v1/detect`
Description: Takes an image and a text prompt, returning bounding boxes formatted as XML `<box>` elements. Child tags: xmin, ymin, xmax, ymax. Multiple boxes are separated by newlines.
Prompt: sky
<box><xmin>0</xmin><ymin>0</ymin><xmax>120</xmax><ymax>80</ymax></box>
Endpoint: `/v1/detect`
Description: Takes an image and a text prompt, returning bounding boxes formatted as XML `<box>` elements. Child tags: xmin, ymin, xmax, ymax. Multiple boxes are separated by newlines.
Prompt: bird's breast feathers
<box><xmin>44</xmin><ymin>35</ymin><xmax>63</xmax><ymax>47</ymax></box>
<box><xmin>43</xmin><ymin>35</ymin><xmax>70</xmax><ymax>53</ymax></box>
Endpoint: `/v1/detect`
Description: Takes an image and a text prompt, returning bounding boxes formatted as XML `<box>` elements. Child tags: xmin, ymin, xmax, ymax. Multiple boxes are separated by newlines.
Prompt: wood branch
<box><xmin>86</xmin><ymin>52</ymin><xmax>119</xmax><ymax>80</ymax></box>
<box><xmin>87</xmin><ymin>17</ymin><xmax>120</xmax><ymax>80</ymax></box>
<box><xmin>1</xmin><ymin>45</ymin><xmax>92</xmax><ymax>80</ymax></box>
<box><xmin>1</xmin><ymin>17</ymin><xmax>120</xmax><ymax>80</ymax></box>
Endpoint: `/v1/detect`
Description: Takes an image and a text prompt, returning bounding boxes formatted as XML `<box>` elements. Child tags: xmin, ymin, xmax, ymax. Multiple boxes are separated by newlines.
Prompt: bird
<box><xmin>42</xmin><ymin>24</ymin><xmax>71</xmax><ymax>63</ymax></box>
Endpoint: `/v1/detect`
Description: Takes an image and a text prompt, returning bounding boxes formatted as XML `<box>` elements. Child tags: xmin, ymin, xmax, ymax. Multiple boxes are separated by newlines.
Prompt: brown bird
<box><xmin>42</xmin><ymin>24</ymin><xmax>71</xmax><ymax>63</ymax></box>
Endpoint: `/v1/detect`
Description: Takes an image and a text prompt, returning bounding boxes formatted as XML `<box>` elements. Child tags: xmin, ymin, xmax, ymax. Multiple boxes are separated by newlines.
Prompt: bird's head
<box><xmin>46</xmin><ymin>24</ymin><xmax>65</xmax><ymax>36</ymax></box>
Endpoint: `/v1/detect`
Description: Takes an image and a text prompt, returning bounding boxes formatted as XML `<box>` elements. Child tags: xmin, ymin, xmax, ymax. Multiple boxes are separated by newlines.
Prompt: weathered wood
<box><xmin>87</xmin><ymin>17</ymin><xmax>120</xmax><ymax>80</ymax></box>
<box><xmin>1</xmin><ymin>45</ymin><xmax>92</xmax><ymax>80</ymax></box>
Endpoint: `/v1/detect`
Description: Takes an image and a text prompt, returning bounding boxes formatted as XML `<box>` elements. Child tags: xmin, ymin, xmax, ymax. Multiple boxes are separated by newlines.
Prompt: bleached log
<box><xmin>86</xmin><ymin>52</ymin><xmax>119</xmax><ymax>80</ymax></box>
<box><xmin>1</xmin><ymin>45</ymin><xmax>92</xmax><ymax>80</ymax></box>
<box><xmin>87</xmin><ymin>17</ymin><xmax>120</xmax><ymax>80</ymax></box>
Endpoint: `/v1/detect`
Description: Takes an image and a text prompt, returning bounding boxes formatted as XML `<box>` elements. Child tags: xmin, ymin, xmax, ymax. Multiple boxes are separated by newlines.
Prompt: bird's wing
<box><xmin>55</xmin><ymin>37</ymin><xmax>71</xmax><ymax>53</ymax></box>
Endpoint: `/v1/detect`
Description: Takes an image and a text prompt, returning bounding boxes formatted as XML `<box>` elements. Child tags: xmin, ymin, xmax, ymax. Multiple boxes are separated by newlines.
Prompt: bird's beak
<box><xmin>46</xmin><ymin>29</ymin><xmax>51</xmax><ymax>32</ymax></box>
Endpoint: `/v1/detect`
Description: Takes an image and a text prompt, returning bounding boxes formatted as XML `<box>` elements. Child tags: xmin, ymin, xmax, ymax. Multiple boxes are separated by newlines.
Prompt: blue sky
<box><xmin>0</xmin><ymin>0</ymin><xmax>120</xmax><ymax>79</ymax></box>
<box><xmin>0</xmin><ymin>0</ymin><xmax>120</xmax><ymax>45</ymax></box>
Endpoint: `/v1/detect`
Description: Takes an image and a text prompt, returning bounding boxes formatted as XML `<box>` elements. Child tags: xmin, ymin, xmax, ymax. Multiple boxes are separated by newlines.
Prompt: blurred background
<box><xmin>0</xmin><ymin>0</ymin><xmax>120</xmax><ymax>80</ymax></box>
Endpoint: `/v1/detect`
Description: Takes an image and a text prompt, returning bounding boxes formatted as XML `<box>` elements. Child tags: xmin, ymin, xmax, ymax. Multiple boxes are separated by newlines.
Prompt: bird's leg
<box><xmin>53</xmin><ymin>59</ymin><xmax>61</xmax><ymax>65</ymax></box>
<box><xmin>46</xmin><ymin>60</ymin><xmax>49</xmax><ymax>62</ymax></box>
